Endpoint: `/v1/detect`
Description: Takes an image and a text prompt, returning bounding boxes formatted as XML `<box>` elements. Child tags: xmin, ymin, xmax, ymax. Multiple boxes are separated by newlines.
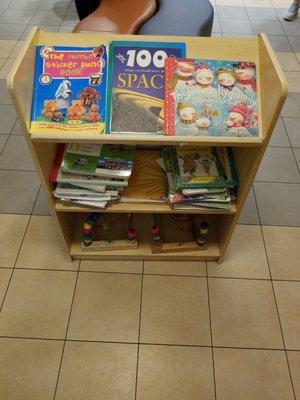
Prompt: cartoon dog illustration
<box><xmin>77</xmin><ymin>87</ymin><xmax>100</xmax><ymax>109</ymax></box>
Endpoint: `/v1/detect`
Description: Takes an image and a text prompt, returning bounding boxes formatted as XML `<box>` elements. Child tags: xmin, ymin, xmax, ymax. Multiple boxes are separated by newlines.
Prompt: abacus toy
<box><xmin>81</xmin><ymin>213</ymin><xmax>138</xmax><ymax>252</ymax></box>
<box><xmin>150</xmin><ymin>214</ymin><xmax>209</xmax><ymax>254</ymax></box>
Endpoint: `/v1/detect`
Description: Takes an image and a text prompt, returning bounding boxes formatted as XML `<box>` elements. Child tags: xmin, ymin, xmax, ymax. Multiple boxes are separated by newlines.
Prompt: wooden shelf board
<box><xmin>55</xmin><ymin>201</ymin><xmax>237</xmax><ymax>214</ymax></box>
<box><xmin>71</xmin><ymin>216</ymin><xmax>220</xmax><ymax>261</ymax></box>
<box><xmin>30</xmin><ymin>132</ymin><xmax>264</xmax><ymax>147</ymax></box>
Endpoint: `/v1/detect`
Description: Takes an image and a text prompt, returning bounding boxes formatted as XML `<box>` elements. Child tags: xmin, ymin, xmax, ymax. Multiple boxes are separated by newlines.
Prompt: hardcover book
<box><xmin>31</xmin><ymin>45</ymin><xmax>107</xmax><ymax>134</ymax></box>
<box><xmin>61</xmin><ymin>143</ymin><xmax>134</xmax><ymax>178</ymax></box>
<box><xmin>164</xmin><ymin>58</ymin><xmax>259</xmax><ymax>137</ymax></box>
<box><xmin>107</xmin><ymin>41</ymin><xmax>186</xmax><ymax>135</ymax></box>
<box><xmin>61</xmin><ymin>144</ymin><xmax>101</xmax><ymax>175</ymax></box>
<box><xmin>95</xmin><ymin>145</ymin><xmax>134</xmax><ymax>178</ymax></box>
<box><xmin>170</xmin><ymin>146</ymin><xmax>226</xmax><ymax>189</ymax></box>
<box><xmin>216</xmin><ymin>147</ymin><xmax>238</xmax><ymax>188</ymax></box>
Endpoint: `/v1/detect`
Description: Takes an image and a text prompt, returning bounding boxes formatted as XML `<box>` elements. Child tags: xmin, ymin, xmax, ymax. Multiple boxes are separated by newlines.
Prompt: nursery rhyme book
<box><xmin>164</xmin><ymin>58</ymin><xmax>259</xmax><ymax>137</ymax></box>
<box><xmin>107</xmin><ymin>41</ymin><xmax>186</xmax><ymax>135</ymax></box>
<box><xmin>31</xmin><ymin>45</ymin><xmax>107</xmax><ymax>134</ymax></box>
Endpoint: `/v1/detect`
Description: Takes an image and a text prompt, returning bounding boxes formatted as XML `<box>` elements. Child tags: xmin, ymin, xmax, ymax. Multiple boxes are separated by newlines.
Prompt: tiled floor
<box><xmin>0</xmin><ymin>0</ymin><xmax>299</xmax><ymax>399</ymax></box>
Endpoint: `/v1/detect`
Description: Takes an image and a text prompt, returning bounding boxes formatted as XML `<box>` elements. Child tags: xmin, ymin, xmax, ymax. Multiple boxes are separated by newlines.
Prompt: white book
<box><xmin>57</xmin><ymin>194</ymin><xmax>112</xmax><ymax>202</ymax></box>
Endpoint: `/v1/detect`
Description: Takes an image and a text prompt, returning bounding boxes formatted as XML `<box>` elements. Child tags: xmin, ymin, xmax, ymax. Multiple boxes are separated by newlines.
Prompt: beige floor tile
<box><xmin>144</xmin><ymin>260</ymin><xmax>206</xmax><ymax>276</ymax></box>
<box><xmin>0</xmin><ymin>269</ymin><xmax>76</xmax><ymax>339</ymax></box>
<box><xmin>296</xmin><ymin>53</ymin><xmax>300</xmax><ymax>63</ymax></box>
<box><xmin>137</xmin><ymin>345</ymin><xmax>214</xmax><ymax>400</ymax></box>
<box><xmin>56</xmin><ymin>341</ymin><xmax>137</xmax><ymax>400</ymax></box>
<box><xmin>263</xmin><ymin>226</ymin><xmax>300</xmax><ymax>280</ymax></box>
<box><xmin>0</xmin><ymin>338</ymin><xmax>63</xmax><ymax>400</ymax></box>
<box><xmin>140</xmin><ymin>275</ymin><xmax>210</xmax><ymax>345</ymax></box>
<box><xmin>0</xmin><ymin>58</ymin><xmax>5</xmax><ymax>69</ymax></box>
<box><xmin>215</xmin><ymin>348</ymin><xmax>294</xmax><ymax>400</ymax></box>
<box><xmin>207</xmin><ymin>225</ymin><xmax>269</xmax><ymax>279</ymax></box>
<box><xmin>80</xmin><ymin>259</ymin><xmax>142</xmax><ymax>274</ymax></box>
<box><xmin>67</xmin><ymin>272</ymin><xmax>141</xmax><ymax>342</ymax></box>
<box><xmin>209</xmin><ymin>278</ymin><xmax>283</xmax><ymax>348</ymax></box>
<box><xmin>287</xmin><ymin>351</ymin><xmax>300</xmax><ymax>398</ymax></box>
<box><xmin>244</xmin><ymin>0</ymin><xmax>272</xmax><ymax>6</ymax></box>
<box><xmin>285</xmin><ymin>71</ymin><xmax>300</xmax><ymax>92</ymax></box>
<box><xmin>0</xmin><ymin>268</ymin><xmax>11</xmax><ymax>304</ymax></box>
<box><xmin>0</xmin><ymin>213</ymin><xmax>29</xmax><ymax>268</ymax></box>
<box><xmin>216</xmin><ymin>0</ymin><xmax>244</xmax><ymax>5</ymax></box>
<box><xmin>9</xmin><ymin>40</ymin><xmax>24</xmax><ymax>58</ymax></box>
<box><xmin>272</xmin><ymin>0</ymin><xmax>290</xmax><ymax>6</ymax></box>
<box><xmin>0</xmin><ymin>40</ymin><xmax>16</xmax><ymax>57</ymax></box>
<box><xmin>0</xmin><ymin>58</ymin><xmax>15</xmax><ymax>79</ymax></box>
<box><xmin>16</xmin><ymin>216</ymin><xmax>79</xmax><ymax>270</ymax></box>
<box><xmin>274</xmin><ymin>281</ymin><xmax>300</xmax><ymax>350</ymax></box>
<box><xmin>275</xmin><ymin>52</ymin><xmax>300</xmax><ymax>71</ymax></box>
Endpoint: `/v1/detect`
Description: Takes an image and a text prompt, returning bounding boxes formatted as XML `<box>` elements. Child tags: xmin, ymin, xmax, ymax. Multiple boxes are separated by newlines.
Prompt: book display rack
<box><xmin>8</xmin><ymin>28</ymin><xmax>287</xmax><ymax>263</ymax></box>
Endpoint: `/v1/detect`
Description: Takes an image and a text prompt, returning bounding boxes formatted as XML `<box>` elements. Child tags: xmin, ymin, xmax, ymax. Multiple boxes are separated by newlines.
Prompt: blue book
<box><xmin>107</xmin><ymin>40</ymin><xmax>186</xmax><ymax>134</ymax></box>
<box><xmin>31</xmin><ymin>45</ymin><xmax>107</xmax><ymax>134</ymax></box>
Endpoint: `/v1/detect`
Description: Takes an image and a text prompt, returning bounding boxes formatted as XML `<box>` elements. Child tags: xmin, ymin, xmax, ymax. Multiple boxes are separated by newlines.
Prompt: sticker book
<box><xmin>107</xmin><ymin>41</ymin><xmax>186</xmax><ymax>134</ymax></box>
<box><xmin>164</xmin><ymin>58</ymin><xmax>259</xmax><ymax>137</ymax></box>
<box><xmin>31</xmin><ymin>45</ymin><xmax>107</xmax><ymax>134</ymax></box>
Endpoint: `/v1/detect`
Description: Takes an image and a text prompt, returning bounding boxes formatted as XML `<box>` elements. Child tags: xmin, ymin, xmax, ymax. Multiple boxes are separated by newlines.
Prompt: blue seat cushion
<box><xmin>139</xmin><ymin>0</ymin><xmax>214</xmax><ymax>37</ymax></box>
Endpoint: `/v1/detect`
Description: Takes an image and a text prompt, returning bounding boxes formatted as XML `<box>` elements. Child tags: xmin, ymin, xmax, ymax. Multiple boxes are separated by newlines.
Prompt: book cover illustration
<box><xmin>107</xmin><ymin>41</ymin><xmax>186</xmax><ymax>134</ymax></box>
<box><xmin>216</xmin><ymin>147</ymin><xmax>238</xmax><ymax>188</ymax></box>
<box><xmin>164</xmin><ymin>58</ymin><xmax>259</xmax><ymax>137</ymax></box>
<box><xmin>61</xmin><ymin>143</ymin><xmax>134</xmax><ymax>178</ymax></box>
<box><xmin>96</xmin><ymin>145</ymin><xmax>134</xmax><ymax>178</ymax></box>
<box><xmin>61</xmin><ymin>144</ymin><xmax>101</xmax><ymax>175</ymax></box>
<box><xmin>31</xmin><ymin>45</ymin><xmax>107</xmax><ymax>134</ymax></box>
<box><xmin>171</xmin><ymin>146</ymin><xmax>226</xmax><ymax>189</ymax></box>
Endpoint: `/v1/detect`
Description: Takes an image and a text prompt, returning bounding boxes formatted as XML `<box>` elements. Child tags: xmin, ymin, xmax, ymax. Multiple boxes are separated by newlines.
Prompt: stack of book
<box><xmin>158</xmin><ymin>146</ymin><xmax>237</xmax><ymax>211</ymax></box>
<box><xmin>50</xmin><ymin>143</ymin><xmax>134</xmax><ymax>208</ymax></box>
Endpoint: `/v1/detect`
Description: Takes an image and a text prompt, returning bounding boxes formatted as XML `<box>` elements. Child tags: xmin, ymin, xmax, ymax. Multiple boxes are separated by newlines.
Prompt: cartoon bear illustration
<box><xmin>85</xmin><ymin>104</ymin><xmax>101</xmax><ymax>123</ymax></box>
<box><xmin>67</xmin><ymin>100</ymin><xmax>85</xmax><ymax>121</ymax></box>
<box><xmin>41</xmin><ymin>100</ymin><xmax>62</xmax><ymax>120</ymax></box>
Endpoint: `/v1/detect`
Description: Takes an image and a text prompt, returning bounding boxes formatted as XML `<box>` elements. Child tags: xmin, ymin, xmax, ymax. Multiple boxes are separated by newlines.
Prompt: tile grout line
<box><xmin>252</xmin><ymin>185</ymin><xmax>297</xmax><ymax>400</ymax></box>
<box><xmin>52</xmin><ymin>260</ymin><xmax>80</xmax><ymax>400</ymax></box>
<box><xmin>134</xmin><ymin>261</ymin><xmax>144</xmax><ymax>400</ymax></box>
<box><xmin>0</xmin><ymin>213</ymin><xmax>31</xmax><ymax>312</ymax></box>
<box><xmin>206</xmin><ymin>262</ymin><xmax>217</xmax><ymax>400</ymax></box>
<box><xmin>281</xmin><ymin>117</ymin><xmax>300</xmax><ymax>175</ymax></box>
<box><xmin>2</xmin><ymin>264</ymin><xmax>300</xmax><ymax>282</ymax></box>
<box><xmin>30</xmin><ymin>184</ymin><xmax>42</xmax><ymax>215</ymax></box>
<box><xmin>1</xmin><ymin>332</ymin><xmax>300</xmax><ymax>351</ymax></box>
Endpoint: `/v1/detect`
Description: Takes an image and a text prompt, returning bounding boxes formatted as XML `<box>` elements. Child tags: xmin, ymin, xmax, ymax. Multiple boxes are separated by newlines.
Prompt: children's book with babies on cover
<box><xmin>164</xmin><ymin>58</ymin><xmax>259</xmax><ymax>137</ymax></box>
<box><xmin>31</xmin><ymin>45</ymin><xmax>107</xmax><ymax>134</ymax></box>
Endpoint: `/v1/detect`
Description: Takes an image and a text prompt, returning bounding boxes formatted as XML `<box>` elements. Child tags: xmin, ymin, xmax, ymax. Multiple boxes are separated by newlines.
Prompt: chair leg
<box><xmin>74</xmin><ymin>0</ymin><xmax>101</xmax><ymax>20</ymax></box>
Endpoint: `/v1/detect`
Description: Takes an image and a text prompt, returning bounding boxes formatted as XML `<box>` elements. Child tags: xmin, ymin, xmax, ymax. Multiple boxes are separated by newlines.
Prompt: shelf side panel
<box><xmin>7</xmin><ymin>27</ymin><xmax>40</xmax><ymax>135</ymax></box>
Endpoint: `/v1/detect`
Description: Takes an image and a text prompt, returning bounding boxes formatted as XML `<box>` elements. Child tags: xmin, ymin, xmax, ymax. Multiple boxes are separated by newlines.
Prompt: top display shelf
<box><xmin>7</xmin><ymin>28</ymin><xmax>287</xmax><ymax>147</ymax></box>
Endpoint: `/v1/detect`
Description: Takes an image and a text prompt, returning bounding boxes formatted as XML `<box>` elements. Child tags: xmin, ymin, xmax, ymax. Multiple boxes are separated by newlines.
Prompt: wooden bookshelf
<box><xmin>7</xmin><ymin>27</ymin><xmax>287</xmax><ymax>263</ymax></box>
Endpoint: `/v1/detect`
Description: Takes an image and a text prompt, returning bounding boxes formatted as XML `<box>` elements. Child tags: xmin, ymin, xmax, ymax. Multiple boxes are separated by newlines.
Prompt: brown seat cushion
<box><xmin>73</xmin><ymin>0</ymin><xmax>157</xmax><ymax>34</ymax></box>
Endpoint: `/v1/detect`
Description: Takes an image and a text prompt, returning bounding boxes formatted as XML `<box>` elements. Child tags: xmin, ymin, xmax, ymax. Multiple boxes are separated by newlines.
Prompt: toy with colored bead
<box><xmin>82</xmin><ymin>212</ymin><xmax>100</xmax><ymax>247</ymax></box>
<box><xmin>194</xmin><ymin>219</ymin><xmax>209</xmax><ymax>249</ymax></box>
<box><xmin>127</xmin><ymin>213</ymin><xmax>136</xmax><ymax>243</ymax></box>
<box><xmin>151</xmin><ymin>225</ymin><xmax>162</xmax><ymax>250</ymax></box>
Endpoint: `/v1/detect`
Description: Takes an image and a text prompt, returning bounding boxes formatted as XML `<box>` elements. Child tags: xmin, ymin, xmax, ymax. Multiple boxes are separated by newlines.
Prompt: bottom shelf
<box><xmin>70</xmin><ymin>213</ymin><xmax>220</xmax><ymax>261</ymax></box>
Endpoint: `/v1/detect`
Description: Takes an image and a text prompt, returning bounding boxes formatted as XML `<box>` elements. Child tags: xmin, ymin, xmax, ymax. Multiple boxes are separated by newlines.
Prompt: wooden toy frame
<box><xmin>7</xmin><ymin>28</ymin><xmax>287</xmax><ymax>263</ymax></box>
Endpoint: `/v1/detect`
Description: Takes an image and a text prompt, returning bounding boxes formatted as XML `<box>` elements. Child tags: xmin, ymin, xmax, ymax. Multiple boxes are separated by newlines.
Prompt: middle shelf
<box><xmin>55</xmin><ymin>201</ymin><xmax>237</xmax><ymax>214</ymax></box>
